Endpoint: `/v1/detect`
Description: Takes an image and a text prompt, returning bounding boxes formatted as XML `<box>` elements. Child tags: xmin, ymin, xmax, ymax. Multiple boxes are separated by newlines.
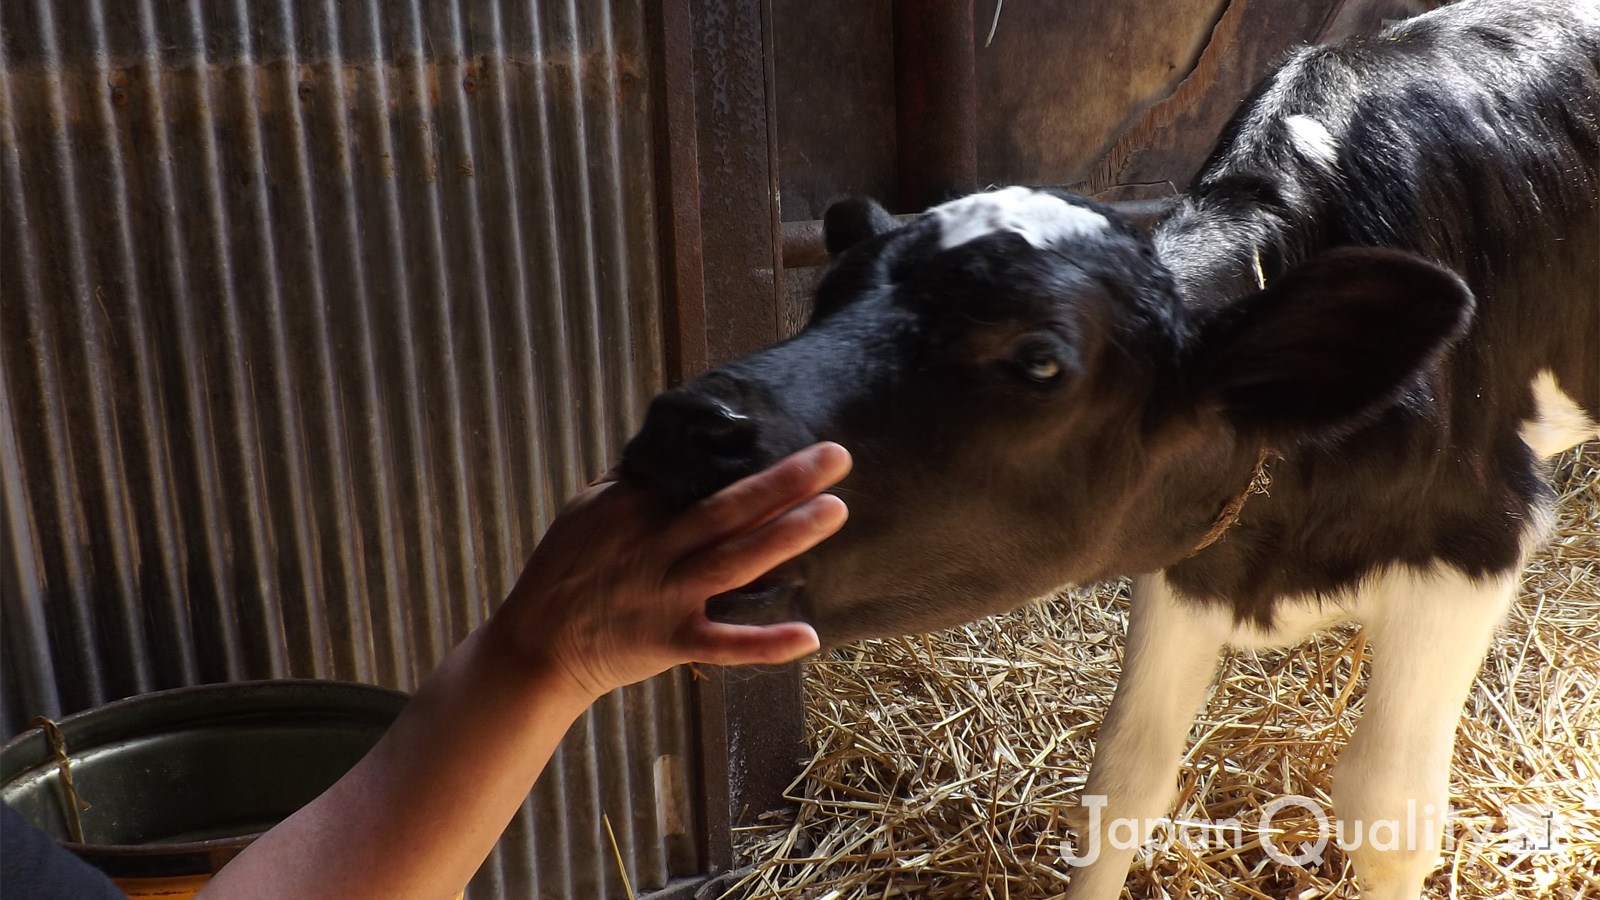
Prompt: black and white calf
<box><xmin>625</xmin><ymin>2</ymin><xmax>1599</xmax><ymax>897</ymax></box>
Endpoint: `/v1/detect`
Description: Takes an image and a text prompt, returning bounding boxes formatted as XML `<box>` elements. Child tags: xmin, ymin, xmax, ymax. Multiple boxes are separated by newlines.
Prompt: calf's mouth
<box><xmin>705</xmin><ymin>567</ymin><xmax>809</xmax><ymax>627</ymax></box>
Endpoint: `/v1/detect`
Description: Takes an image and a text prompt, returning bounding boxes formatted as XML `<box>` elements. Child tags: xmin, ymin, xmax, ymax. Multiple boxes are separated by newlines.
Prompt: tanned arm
<box><xmin>197</xmin><ymin>443</ymin><xmax>851</xmax><ymax>900</ymax></box>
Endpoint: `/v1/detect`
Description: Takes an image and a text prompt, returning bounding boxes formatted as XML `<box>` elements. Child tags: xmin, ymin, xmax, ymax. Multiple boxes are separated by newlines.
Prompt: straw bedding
<box><xmin>733</xmin><ymin>443</ymin><xmax>1599</xmax><ymax>899</ymax></box>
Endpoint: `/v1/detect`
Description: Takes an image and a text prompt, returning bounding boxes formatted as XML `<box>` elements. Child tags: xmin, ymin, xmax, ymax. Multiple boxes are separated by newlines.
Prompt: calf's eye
<box><xmin>1012</xmin><ymin>341</ymin><xmax>1066</xmax><ymax>384</ymax></box>
<box><xmin>1024</xmin><ymin>356</ymin><xmax>1060</xmax><ymax>381</ymax></box>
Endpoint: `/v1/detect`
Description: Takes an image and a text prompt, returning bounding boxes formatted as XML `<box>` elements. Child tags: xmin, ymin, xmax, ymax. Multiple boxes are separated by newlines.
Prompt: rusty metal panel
<box><xmin>0</xmin><ymin>0</ymin><xmax>698</xmax><ymax>897</ymax></box>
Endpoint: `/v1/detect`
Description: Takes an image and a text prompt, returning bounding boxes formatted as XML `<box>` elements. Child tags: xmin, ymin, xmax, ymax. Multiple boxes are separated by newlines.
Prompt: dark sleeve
<box><xmin>1</xmin><ymin>802</ymin><xmax>125</xmax><ymax>900</ymax></box>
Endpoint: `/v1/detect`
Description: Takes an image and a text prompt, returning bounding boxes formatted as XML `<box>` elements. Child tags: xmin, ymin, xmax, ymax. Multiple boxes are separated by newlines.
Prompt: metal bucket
<box><xmin>1</xmin><ymin>680</ymin><xmax>407</xmax><ymax>898</ymax></box>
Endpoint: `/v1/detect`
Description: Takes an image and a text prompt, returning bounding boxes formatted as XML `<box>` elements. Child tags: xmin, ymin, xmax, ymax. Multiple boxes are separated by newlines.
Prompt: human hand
<box><xmin>490</xmin><ymin>443</ymin><xmax>851</xmax><ymax>701</ymax></box>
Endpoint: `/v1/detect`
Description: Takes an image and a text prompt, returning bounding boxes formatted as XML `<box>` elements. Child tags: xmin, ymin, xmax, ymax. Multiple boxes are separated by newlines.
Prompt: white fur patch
<box><xmin>931</xmin><ymin>186</ymin><xmax>1109</xmax><ymax>251</ymax></box>
<box><xmin>1563</xmin><ymin>0</ymin><xmax>1599</xmax><ymax>28</ymax></box>
<box><xmin>1520</xmin><ymin>369</ymin><xmax>1598</xmax><ymax>458</ymax></box>
<box><xmin>1285</xmin><ymin>115</ymin><xmax>1339</xmax><ymax>168</ymax></box>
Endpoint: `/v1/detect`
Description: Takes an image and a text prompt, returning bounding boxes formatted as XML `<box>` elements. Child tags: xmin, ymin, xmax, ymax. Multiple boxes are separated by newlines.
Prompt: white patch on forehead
<box><xmin>1285</xmin><ymin>114</ymin><xmax>1338</xmax><ymax>168</ymax></box>
<box><xmin>1520</xmin><ymin>369</ymin><xmax>1599</xmax><ymax>458</ymax></box>
<box><xmin>931</xmin><ymin>186</ymin><xmax>1109</xmax><ymax>251</ymax></box>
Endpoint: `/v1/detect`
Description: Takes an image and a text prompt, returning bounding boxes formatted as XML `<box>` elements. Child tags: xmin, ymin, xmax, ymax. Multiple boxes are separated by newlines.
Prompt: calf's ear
<box><xmin>1188</xmin><ymin>247</ymin><xmax>1474</xmax><ymax>443</ymax></box>
<box><xmin>823</xmin><ymin>197</ymin><xmax>899</xmax><ymax>257</ymax></box>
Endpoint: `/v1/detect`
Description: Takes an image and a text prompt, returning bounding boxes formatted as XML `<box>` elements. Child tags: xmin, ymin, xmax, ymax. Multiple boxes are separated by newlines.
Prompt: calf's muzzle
<box><xmin>622</xmin><ymin>365</ymin><xmax>820</xmax><ymax>507</ymax></box>
<box><xmin>621</xmin><ymin>368</ymin><xmax>830</xmax><ymax>626</ymax></box>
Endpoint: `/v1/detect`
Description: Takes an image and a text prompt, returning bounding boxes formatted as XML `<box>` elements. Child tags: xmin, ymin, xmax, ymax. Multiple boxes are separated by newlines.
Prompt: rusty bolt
<box><xmin>298</xmin><ymin>80</ymin><xmax>313</xmax><ymax>101</ymax></box>
<box><xmin>462</xmin><ymin>74</ymin><xmax>477</xmax><ymax>95</ymax></box>
<box><xmin>110</xmin><ymin>85</ymin><xmax>129</xmax><ymax>107</ymax></box>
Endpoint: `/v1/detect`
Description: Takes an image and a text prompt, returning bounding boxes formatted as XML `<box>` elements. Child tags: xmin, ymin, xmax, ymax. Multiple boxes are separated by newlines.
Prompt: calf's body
<box><xmin>1080</xmin><ymin>9</ymin><xmax>1597</xmax><ymax>896</ymax></box>
<box><xmin>625</xmin><ymin>2</ymin><xmax>1599</xmax><ymax>897</ymax></box>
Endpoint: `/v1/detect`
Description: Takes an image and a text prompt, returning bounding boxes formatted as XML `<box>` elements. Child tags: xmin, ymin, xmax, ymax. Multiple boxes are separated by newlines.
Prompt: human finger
<box><xmin>680</xmin><ymin>619</ymin><xmax>821</xmax><ymax>666</ymax></box>
<box><xmin>661</xmin><ymin>443</ymin><xmax>851</xmax><ymax>559</ymax></box>
<box><xmin>672</xmin><ymin>493</ymin><xmax>847</xmax><ymax>598</ymax></box>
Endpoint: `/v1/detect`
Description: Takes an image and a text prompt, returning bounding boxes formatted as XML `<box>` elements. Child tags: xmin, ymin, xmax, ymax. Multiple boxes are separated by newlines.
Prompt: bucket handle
<box><xmin>29</xmin><ymin>717</ymin><xmax>89</xmax><ymax>843</ymax></box>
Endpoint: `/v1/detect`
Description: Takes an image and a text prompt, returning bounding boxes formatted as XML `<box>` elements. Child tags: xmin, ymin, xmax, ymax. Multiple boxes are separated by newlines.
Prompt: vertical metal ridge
<box><xmin>325</xmin><ymin>0</ymin><xmax>410</xmax><ymax>689</ymax></box>
<box><xmin>182</xmin><ymin>0</ymin><xmax>293</xmax><ymax>678</ymax></box>
<box><xmin>282</xmin><ymin>0</ymin><xmax>377</xmax><ymax>684</ymax></box>
<box><xmin>37</xmin><ymin>0</ymin><xmax>138</xmax><ymax>698</ymax></box>
<box><xmin>556</xmin><ymin>0</ymin><xmax>611</xmax><ymax>479</ymax></box>
<box><xmin>614</xmin><ymin>681</ymin><xmax>656</xmax><ymax>887</ymax></box>
<box><xmin>440</xmin><ymin>0</ymin><xmax>518</xmax><ymax>612</ymax></box>
<box><xmin>87</xmin><ymin>0</ymin><xmax>201</xmax><ymax>690</ymax></box>
<box><xmin>655</xmin><ymin>667</ymin><xmax>701</xmax><ymax>876</ymax></box>
<box><xmin>0</xmin><ymin>19</ymin><xmax>107</xmax><ymax>713</ymax></box>
<box><xmin>225</xmin><ymin>0</ymin><xmax>333</xmax><ymax>680</ymax></box>
<box><xmin>539</xmin><ymin>741</ymin><xmax>579</xmax><ymax>897</ymax></box>
<box><xmin>0</xmin><ymin>365</ymin><xmax>61</xmax><ymax>732</ymax></box>
<box><xmin>477</xmin><ymin>9</ymin><xmax>565</xmax><ymax>879</ymax></box>
<box><xmin>40</xmin><ymin>0</ymin><xmax>156</xmax><ymax>700</ymax></box>
<box><xmin>390</xmin><ymin>0</ymin><xmax>461</xmax><ymax>671</ymax></box>
<box><xmin>402</xmin><ymin>0</ymin><xmax>489</xmax><ymax>646</ymax></box>
<box><xmin>593</xmin><ymin>0</ymin><xmax>646</xmax><ymax>439</ymax></box>
<box><xmin>615</xmin><ymin>0</ymin><xmax>667</xmax><ymax>429</ymax></box>
<box><xmin>520</xmin><ymin>0</ymin><xmax>585</xmax><ymax>503</ymax></box>
<box><xmin>273</xmin><ymin>5</ymin><xmax>343</xmax><ymax>680</ymax></box>
<box><xmin>630</xmin><ymin>677</ymin><xmax>668</xmax><ymax>886</ymax></box>
<box><xmin>480</xmin><ymin>0</ymin><xmax>547</xmax><ymax>553</ymax></box>
<box><xmin>363</xmin><ymin>0</ymin><xmax>430</xmax><ymax>686</ymax></box>
<box><xmin>476</xmin><ymin>21</ymin><xmax>572</xmax><ymax>890</ymax></box>
<box><xmin>428</xmin><ymin>0</ymin><xmax>491</xmax><ymax>646</ymax></box>
<box><xmin>133</xmin><ymin>0</ymin><xmax>247</xmax><ymax>683</ymax></box>
<box><xmin>489</xmin><ymin>795</ymin><xmax>540</xmax><ymax>897</ymax></box>
<box><xmin>361</xmin><ymin>0</ymin><xmax>444</xmax><ymax>684</ymax></box>
<box><xmin>593</xmin><ymin>690</ymin><xmax>633</xmax><ymax>896</ymax></box>
<box><xmin>577</xmin><ymin>703</ymin><xmax>612</xmax><ymax>896</ymax></box>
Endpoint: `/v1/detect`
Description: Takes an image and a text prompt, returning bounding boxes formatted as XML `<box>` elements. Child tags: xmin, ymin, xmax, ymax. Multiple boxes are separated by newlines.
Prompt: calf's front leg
<box><xmin>1331</xmin><ymin>566</ymin><xmax>1516</xmax><ymax>900</ymax></box>
<box><xmin>1064</xmin><ymin>574</ymin><xmax>1225</xmax><ymax>900</ymax></box>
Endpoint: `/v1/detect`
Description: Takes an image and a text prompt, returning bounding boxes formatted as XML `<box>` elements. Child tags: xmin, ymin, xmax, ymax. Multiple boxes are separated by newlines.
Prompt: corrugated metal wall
<box><xmin>0</xmin><ymin>0</ymin><xmax>698</xmax><ymax>896</ymax></box>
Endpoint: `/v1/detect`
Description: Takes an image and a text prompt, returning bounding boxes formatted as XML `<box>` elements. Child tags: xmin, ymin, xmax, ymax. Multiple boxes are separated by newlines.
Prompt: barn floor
<box><xmin>733</xmin><ymin>444</ymin><xmax>1599</xmax><ymax>900</ymax></box>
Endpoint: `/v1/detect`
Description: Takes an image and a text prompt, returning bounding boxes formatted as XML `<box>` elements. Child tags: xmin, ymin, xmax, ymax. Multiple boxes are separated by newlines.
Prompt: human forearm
<box><xmin>198</xmin><ymin>622</ymin><xmax>593</xmax><ymax>900</ymax></box>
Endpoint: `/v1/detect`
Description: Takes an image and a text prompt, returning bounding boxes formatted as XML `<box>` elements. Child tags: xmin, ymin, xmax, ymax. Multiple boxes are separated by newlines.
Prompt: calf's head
<box><xmin>623</xmin><ymin>187</ymin><xmax>1472</xmax><ymax>646</ymax></box>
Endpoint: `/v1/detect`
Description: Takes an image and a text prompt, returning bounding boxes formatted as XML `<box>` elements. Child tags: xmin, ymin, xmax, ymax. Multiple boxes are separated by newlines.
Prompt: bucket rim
<box><xmin>2</xmin><ymin>678</ymin><xmax>410</xmax><ymax>867</ymax></box>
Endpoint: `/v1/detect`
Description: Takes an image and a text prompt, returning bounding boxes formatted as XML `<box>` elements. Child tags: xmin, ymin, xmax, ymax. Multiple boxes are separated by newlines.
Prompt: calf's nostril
<box><xmin>641</xmin><ymin>391</ymin><xmax>760</xmax><ymax>458</ymax></box>
<box><xmin>624</xmin><ymin>390</ymin><xmax>769</xmax><ymax>503</ymax></box>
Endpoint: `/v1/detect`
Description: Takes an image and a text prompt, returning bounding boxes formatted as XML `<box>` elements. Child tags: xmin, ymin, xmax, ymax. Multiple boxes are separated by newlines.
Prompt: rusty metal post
<box><xmin>893</xmin><ymin>0</ymin><xmax>978</xmax><ymax>213</ymax></box>
<box><xmin>652</xmin><ymin>0</ymin><xmax>710</xmax><ymax>388</ymax></box>
<box><xmin>654</xmin><ymin>0</ymin><xmax>804</xmax><ymax>879</ymax></box>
